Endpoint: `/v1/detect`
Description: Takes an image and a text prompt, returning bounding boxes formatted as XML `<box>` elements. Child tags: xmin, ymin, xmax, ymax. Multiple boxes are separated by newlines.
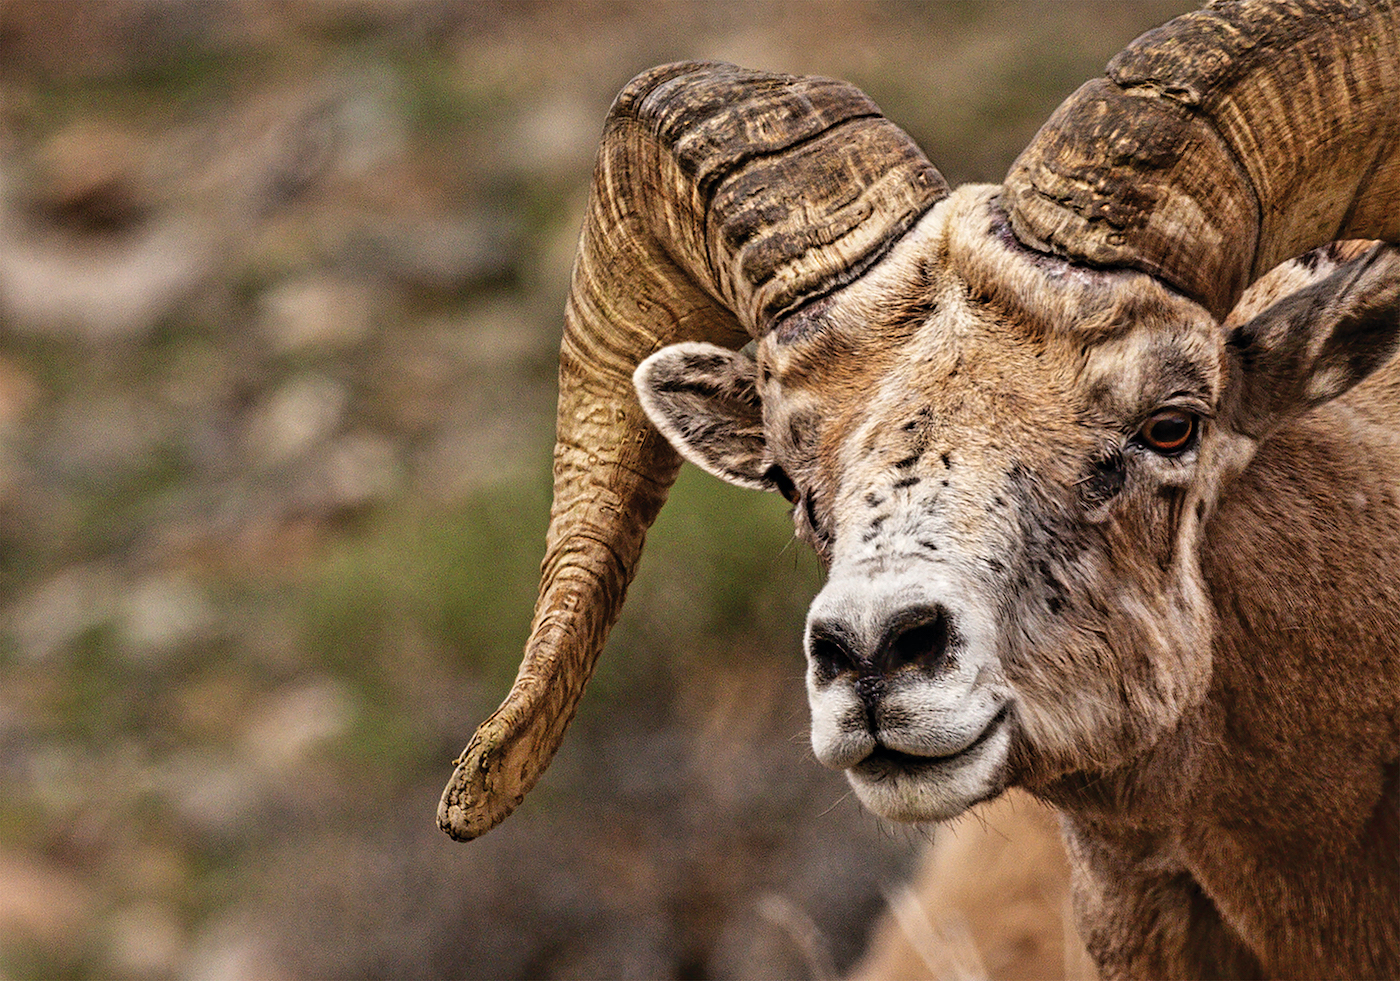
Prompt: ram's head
<box><xmin>440</xmin><ymin>0</ymin><xmax>1400</xmax><ymax>840</ymax></box>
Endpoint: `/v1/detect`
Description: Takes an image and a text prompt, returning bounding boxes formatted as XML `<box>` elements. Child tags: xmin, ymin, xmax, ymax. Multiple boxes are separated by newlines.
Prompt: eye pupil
<box><xmin>1140</xmin><ymin>410</ymin><xmax>1197</xmax><ymax>453</ymax></box>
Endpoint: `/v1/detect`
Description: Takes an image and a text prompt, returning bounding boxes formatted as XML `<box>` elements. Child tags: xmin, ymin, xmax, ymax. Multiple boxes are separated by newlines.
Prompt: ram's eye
<box><xmin>1137</xmin><ymin>409</ymin><xmax>1198</xmax><ymax>455</ymax></box>
<box><xmin>764</xmin><ymin>464</ymin><xmax>799</xmax><ymax>503</ymax></box>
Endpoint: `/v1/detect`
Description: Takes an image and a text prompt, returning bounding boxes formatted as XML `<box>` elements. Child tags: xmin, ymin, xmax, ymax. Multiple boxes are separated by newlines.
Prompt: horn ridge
<box><xmin>634</xmin><ymin>64</ymin><xmax>888</xmax><ymax>196</ymax></box>
<box><xmin>615</xmin><ymin>61</ymin><xmax>948</xmax><ymax>332</ymax></box>
<box><xmin>1005</xmin><ymin>0</ymin><xmax>1400</xmax><ymax>318</ymax></box>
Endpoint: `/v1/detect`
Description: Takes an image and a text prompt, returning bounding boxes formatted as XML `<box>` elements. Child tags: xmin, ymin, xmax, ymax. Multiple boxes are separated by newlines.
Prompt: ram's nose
<box><xmin>806</xmin><ymin>603</ymin><xmax>955</xmax><ymax>691</ymax></box>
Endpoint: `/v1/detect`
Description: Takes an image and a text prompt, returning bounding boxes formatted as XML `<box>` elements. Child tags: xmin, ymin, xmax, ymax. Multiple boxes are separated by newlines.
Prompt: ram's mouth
<box><xmin>856</xmin><ymin>704</ymin><xmax>1011</xmax><ymax>779</ymax></box>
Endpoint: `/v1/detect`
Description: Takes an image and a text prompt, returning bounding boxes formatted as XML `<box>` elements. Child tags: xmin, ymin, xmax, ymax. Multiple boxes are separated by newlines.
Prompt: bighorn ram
<box><xmin>440</xmin><ymin>1</ymin><xmax>1400</xmax><ymax>976</ymax></box>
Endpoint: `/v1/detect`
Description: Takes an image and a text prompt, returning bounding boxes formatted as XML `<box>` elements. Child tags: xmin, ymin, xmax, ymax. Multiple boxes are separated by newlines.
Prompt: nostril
<box><xmin>807</xmin><ymin>621</ymin><xmax>859</xmax><ymax>682</ymax></box>
<box><xmin>880</xmin><ymin>606</ymin><xmax>952</xmax><ymax>673</ymax></box>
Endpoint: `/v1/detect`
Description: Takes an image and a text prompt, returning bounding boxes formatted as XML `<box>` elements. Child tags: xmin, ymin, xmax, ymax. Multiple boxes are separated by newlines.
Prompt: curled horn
<box><xmin>1004</xmin><ymin>0</ymin><xmax>1400</xmax><ymax>319</ymax></box>
<box><xmin>439</xmin><ymin>61</ymin><xmax>946</xmax><ymax>840</ymax></box>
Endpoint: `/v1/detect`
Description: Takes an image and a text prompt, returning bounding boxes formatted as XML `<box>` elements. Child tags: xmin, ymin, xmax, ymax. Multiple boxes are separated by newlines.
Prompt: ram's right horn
<box><xmin>438</xmin><ymin>62</ymin><xmax>948</xmax><ymax>842</ymax></box>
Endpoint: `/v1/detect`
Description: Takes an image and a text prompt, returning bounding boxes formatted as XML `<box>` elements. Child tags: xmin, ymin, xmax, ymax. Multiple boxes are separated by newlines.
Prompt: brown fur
<box><xmin>638</xmin><ymin>186</ymin><xmax>1400</xmax><ymax>979</ymax></box>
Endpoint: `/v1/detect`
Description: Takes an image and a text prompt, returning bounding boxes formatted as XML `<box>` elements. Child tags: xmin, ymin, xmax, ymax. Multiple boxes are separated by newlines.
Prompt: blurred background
<box><xmin>0</xmin><ymin>2</ymin><xmax>1191</xmax><ymax>978</ymax></box>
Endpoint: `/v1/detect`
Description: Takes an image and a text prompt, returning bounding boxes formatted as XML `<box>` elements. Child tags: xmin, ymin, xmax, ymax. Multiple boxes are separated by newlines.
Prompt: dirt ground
<box><xmin>0</xmin><ymin>3</ymin><xmax>1190</xmax><ymax>978</ymax></box>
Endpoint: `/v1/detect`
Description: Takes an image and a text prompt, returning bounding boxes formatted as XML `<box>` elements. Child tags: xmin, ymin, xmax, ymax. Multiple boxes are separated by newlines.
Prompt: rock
<box><xmin>4</xmin><ymin>564</ymin><xmax>120</xmax><ymax>663</ymax></box>
<box><xmin>27</xmin><ymin>121</ymin><xmax>151</xmax><ymax>236</ymax></box>
<box><xmin>246</xmin><ymin>374</ymin><xmax>349</xmax><ymax>466</ymax></box>
<box><xmin>258</xmin><ymin>274</ymin><xmax>378</xmax><ymax>355</ymax></box>
<box><xmin>116</xmin><ymin>574</ymin><xmax>217</xmax><ymax>665</ymax></box>
<box><xmin>182</xmin><ymin>914</ymin><xmax>292</xmax><ymax>981</ymax></box>
<box><xmin>301</xmin><ymin>431</ymin><xmax>401</xmax><ymax>512</ymax></box>
<box><xmin>0</xmin><ymin>849</ymin><xmax>96</xmax><ymax>949</ymax></box>
<box><xmin>0</xmin><ymin>120</ymin><xmax>222</xmax><ymax>343</ymax></box>
<box><xmin>0</xmin><ymin>209</ymin><xmax>220</xmax><ymax>343</ymax></box>
<box><xmin>155</xmin><ymin>748</ymin><xmax>261</xmax><ymax>840</ymax></box>
<box><xmin>240</xmin><ymin>678</ymin><xmax>354</xmax><ymax>775</ymax></box>
<box><xmin>108</xmin><ymin>901</ymin><xmax>186</xmax><ymax>979</ymax></box>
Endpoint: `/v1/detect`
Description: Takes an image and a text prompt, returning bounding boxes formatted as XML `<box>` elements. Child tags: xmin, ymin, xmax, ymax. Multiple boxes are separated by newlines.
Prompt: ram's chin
<box><xmin>844</xmin><ymin>720</ymin><xmax>1013</xmax><ymax>823</ymax></box>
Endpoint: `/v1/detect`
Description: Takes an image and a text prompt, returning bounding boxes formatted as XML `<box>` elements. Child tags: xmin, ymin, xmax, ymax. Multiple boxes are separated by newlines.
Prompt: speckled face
<box><xmin>635</xmin><ymin>184</ymin><xmax>1391</xmax><ymax>825</ymax></box>
<box><xmin>751</xmin><ymin>187</ymin><xmax>1235</xmax><ymax>821</ymax></box>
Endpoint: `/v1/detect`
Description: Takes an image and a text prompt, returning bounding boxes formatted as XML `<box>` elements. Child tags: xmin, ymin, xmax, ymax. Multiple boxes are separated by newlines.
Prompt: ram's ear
<box><xmin>634</xmin><ymin>341</ymin><xmax>780</xmax><ymax>492</ymax></box>
<box><xmin>1223</xmin><ymin>245</ymin><xmax>1400</xmax><ymax>440</ymax></box>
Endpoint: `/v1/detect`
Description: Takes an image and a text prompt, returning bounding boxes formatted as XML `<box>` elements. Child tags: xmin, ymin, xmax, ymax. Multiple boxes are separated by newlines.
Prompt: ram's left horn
<box><xmin>1003</xmin><ymin>0</ymin><xmax>1400</xmax><ymax>319</ymax></box>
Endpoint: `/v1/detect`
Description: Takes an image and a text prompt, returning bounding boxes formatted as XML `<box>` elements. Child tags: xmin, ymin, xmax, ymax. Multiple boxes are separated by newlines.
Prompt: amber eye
<box><xmin>1137</xmin><ymin>409</ymin><xmax>1198</xmax><ymax>455</ymax></box>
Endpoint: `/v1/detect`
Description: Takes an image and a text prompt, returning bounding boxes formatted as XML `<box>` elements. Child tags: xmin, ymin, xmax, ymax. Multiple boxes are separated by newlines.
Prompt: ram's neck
<box><xmin>1188</xmin><ymin>400</ymin><xmax>1400</xmax><ymax>975</ymax></box>
<box><xmin>1040</xmin><ymin>395</ymin><xmax>1400</xmax><ymax>979</ymax></box>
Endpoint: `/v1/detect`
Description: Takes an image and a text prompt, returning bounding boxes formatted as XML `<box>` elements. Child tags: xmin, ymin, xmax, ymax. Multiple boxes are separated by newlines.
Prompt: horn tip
<box><xmin>437</xmin><ymin>728</ymin><xmax>527</xmax><ymax>841</ymax></box>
